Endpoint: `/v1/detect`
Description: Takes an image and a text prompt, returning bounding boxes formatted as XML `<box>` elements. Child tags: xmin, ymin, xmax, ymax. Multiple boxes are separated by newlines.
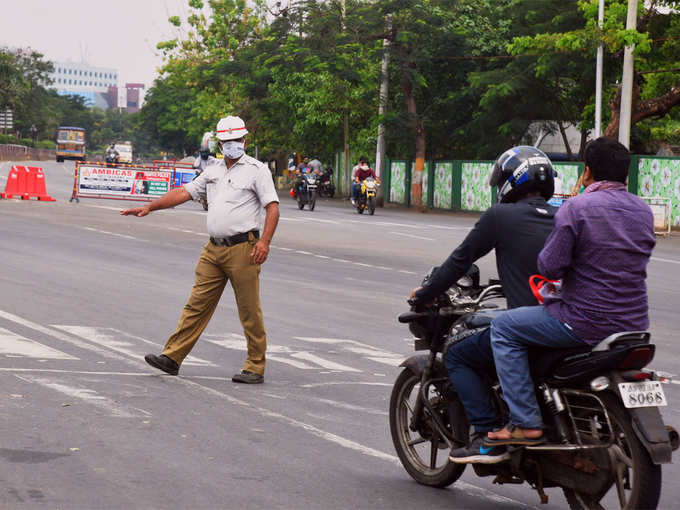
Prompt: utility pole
<box><xmin>374</xmin><ymin>16</ymin><xmax>391</xmax><ymax>206</ymax></box>
<box><xmin>341</xmin><ymin>0</ymin><xmax>351</xmax><ymax>197</ymax></box>
<box><xmin>618</xmin><ymin>0</ymin><xmax>638</xmax><ymax>148</ymax></box>
<box><xmin>594</xmin><ymin>0</ymin><xmax>605</xmax><ymax>139</ymax></box>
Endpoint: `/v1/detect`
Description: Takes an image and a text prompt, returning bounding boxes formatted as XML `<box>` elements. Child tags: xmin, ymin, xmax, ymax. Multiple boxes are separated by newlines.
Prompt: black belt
<box><xmin>210</xmin><ymin>230</ymin><xmax>259</xmax><ymax>247</ymax></box>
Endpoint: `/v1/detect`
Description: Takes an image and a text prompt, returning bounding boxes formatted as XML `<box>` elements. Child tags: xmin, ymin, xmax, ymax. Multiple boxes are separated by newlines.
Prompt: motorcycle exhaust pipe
<box><xmin>666</xmin><ymin>425</ymin><xmax>679</xmax><ymax>451</ymax></box>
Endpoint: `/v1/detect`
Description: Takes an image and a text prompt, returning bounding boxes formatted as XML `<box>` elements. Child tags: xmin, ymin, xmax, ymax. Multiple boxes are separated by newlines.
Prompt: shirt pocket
<box><xmin>223</xmin><ymin>174</ymin><xmax>254</xmax><ymax>202</ymax></box>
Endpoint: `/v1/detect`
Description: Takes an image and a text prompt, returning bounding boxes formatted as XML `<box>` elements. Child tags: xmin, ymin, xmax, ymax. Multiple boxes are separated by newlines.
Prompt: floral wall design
<box><xmin>638</xmin><ymin>157</ymin><xmax>680</xmax><ymax>227</ymax></box>
<box><xmin>409</xmin><ymin>163</ymin><xmax>429</xmax><ymax>205</ymax></box>
<box><xmin>433</xmin><ymin>162</ymin><xmax>453</xmax><ymax>209</ymax></box>
<box><xmin>461</xmin><ymin>162</ymin><xmax>493</xmax><ymax>212</ymax></box>
<box><xmin>552</xmin><ymin>163</ymin><xmax>580</xmax><ymax>196</ymax></box>
<box><xmin>390</xmin><ymin>161</ymin><xmax>406</xmax><ymax>204</ymax></box>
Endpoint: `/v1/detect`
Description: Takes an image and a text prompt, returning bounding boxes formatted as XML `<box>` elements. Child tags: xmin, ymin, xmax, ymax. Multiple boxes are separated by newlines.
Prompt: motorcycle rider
<box><xmin>193</xmin><ymin>131</ymin><xmax>218</xmax><ymax>174</ymax></box>
<box><xmin>106</xmin><ymin>143</ymin><xmax>119</xmax><ymax>163</ymax></box>
<box><xmin>193</xmin><ymin>132</ymin><xmax>218</xmax><ymax>210</ymax></box>
<box><xmin>485</xmin><ymin>137</ymin><xmax>656</xmax><ymax>448</ymax></box>
<box><xmin>410</xmin><ymin>146</ymin><xmax>558</xmax><ymax>464</ymax></box>
<box><xmin>351</xmin><ymin>157</ymin><xmax>380</xmax><ymax>206</ymax></box>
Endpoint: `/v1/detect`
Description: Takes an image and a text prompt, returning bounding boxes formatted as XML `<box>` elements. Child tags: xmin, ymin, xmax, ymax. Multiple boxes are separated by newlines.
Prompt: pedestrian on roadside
<box><xmin>120</xmin><ymin>115</ymin><xmax>280</xmax><ymax>384</ymax></box>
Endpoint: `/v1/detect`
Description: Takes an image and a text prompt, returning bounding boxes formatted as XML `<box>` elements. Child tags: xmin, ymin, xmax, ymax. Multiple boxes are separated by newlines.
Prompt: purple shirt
<box><xmin>538</xmin><ymin>182</ymin><xmax>656</xmax><ymax>345</ymax></box>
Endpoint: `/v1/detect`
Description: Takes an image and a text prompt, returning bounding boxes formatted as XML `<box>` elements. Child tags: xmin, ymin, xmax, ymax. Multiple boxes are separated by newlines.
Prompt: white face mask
<box><xmin>221</xmin><ymin>141</ymin><xmax>245</xmax><ymax>159</ymax></box>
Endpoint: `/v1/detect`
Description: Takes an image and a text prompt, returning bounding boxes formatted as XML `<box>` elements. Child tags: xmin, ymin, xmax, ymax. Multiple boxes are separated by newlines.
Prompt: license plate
<box><xmin>618</xmin><ymin>381</ymin><xmax>667</xmax><ymax>408</ymax></box>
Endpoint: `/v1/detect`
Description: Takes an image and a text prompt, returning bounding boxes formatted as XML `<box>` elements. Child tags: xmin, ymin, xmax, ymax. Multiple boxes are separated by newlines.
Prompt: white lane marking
<box><xmin>0</xmin><ymin>327</ymin><xmax>79</xmax><ymax>360</ymax></box>
<box><xmin>346</xmin><ymin>219</ymin><xmax>470</xmax><ymax>231</ymax></box>
<box><xmin>295</xmin><ymin>250</ymin><xmax>313</xmax><ymax>255</ymax></box>
<box><xmin>310</xmin><ymin>397</ymin><xmax>388</xmax><ymax>416</ymax></box>
<box><xmin>651</xmin><ymin>256</ymin><xmax>680</xmax><ymax>265</ymax></box>
<box><xmin>332</xmin><ymin>258</ymin><xmax>351</xmax><ymax>263</ymax></box>
<box><xmin>52</xmin><ymin>326</ymin><xmax>214</xmax><ymax>367</ymax></box>
<box><xmin>14</xmin><ymin>375</ymin><xmax>149</xmax><ymax>418</ymax></box>
<box><xmin>267</xmin><ymin>355</ymin><xmax>316</xmax><ymax>369</ymax></box>
<box><xmin>294</xmin><ymin>337</ymin><xmax>403</xmax><ymax>359</ymax></box>
<box><xmin>291</xmin><ymin>352</ymin><xmax>362</xmax><ymax>372</ymax></box>
<box><xmin>397</xmin><ymin>269</ymin><xmax>417</xmax><ymax>275</ymax></box>
<box><xmin>389</xmin><ymin>231</ymin><xmax>435</xmax><ymax>241</ymax></box>
<box><xmin>354</xmin><ymin>262</ymin><xmax>375</xmax><ymax>268</ymax></box>
<box><xmin>314</xmin><ymin>254</ymin><xmax>331</xmax><ymax>259</ymax></box>
<box><xmin>83</xmin><ymin>227</ymin><xmax>139</xmax><ymax>241</ymax></box>
<box><xmin>167</xmin><ymin>377</ymin><xmax>530</xmax><ymax>508</ymax></box>
<box><xmin>365</xmin><ymin>357</ymin><xmax>402</xmax><ymax>367</ymax></box>
<box><xmin>279</xmin><ymin>216</ymin><xmax>339</xmax><ymax>225</ymax></box>
<box><xmin>0</xmin><ymin>310</ymin><xmax>126</xmax><ymax>361</ymax></box>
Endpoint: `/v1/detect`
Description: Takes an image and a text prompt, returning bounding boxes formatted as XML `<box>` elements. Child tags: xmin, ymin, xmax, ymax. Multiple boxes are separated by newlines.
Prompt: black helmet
<box><xmin>489</xmin><ymin>146</ymin><xmax>555</xmax><ymax>203</ymax></box>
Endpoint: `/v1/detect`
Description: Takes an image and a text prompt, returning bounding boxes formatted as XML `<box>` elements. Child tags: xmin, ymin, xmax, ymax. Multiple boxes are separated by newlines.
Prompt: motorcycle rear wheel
<box><xmin>297</xmin><ymin>197</ymin><xmax>305</xmax><ymax>210</ymax></box>
<box><xmin>389</xmin><ymin>368</ymin><xmax>466</xmax><ymax>488</ymax></box>
<box><xmin>563</xmin><ymin>392</ymin><xmax>661</xmax><ymax>510</ymax></box>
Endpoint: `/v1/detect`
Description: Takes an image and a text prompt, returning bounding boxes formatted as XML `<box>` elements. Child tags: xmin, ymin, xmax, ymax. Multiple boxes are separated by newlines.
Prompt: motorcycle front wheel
<box><xmin>368</xmin><ymin>196</ymin><xmax>376</xmax><ymax>215</ymax></box>
<box><xmin>309</xmin><ymin>191</ymin><xmax>316</xmax><ymax>211</ymax></box>
<box><xmin>389</xmin><ymin>368</ymin><xmax>466</xmax><ymax>488</ymax></box>
<box><xmin>563</xmin><ymin>392</ymin><xmax>661</xmax><ymax>510</ymax></box>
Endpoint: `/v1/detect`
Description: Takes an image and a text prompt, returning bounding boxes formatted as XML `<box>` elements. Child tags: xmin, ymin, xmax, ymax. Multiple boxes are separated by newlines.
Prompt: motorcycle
<box><xmin>356</xmin><ymin>177</ymin><xmax>378</xmax><ymax>215</ymax></box>
<box><xmin>318</xmin><ymin>167</ymin><xmax>335</xmax><ymax>198</ymax></box>
<box><xmin>296</xmin><ymin>172</ymin><xmax>318</xmax><ymax>211</ymax></box>
<box><xmin>390</xmin><ymin>266</ymin><xmax>678</xmax><ymax>509</ymax></box>
<box><xmin>105</xmin><ymin>152</ymin><xmax>120</xmax><ymax>165</ymax></box>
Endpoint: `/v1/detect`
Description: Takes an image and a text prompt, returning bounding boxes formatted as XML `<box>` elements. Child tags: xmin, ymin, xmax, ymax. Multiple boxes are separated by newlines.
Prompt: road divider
<box><xmin>1</xmin><ymin>165</ymin><xmax>55</xmax><ymax>201</ymax></box>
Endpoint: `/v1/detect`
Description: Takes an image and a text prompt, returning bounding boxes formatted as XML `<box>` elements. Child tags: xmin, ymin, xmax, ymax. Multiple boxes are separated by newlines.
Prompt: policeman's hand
<box><xmin>251</xmin><ymin>239</ymin><xmax>270</xmax><ymax>265</ymax></box>
<box><xmin>410</xmin><ymin>286</ymin><xmax>422</xmax><ymax>299</ymax></box>
<box><xmin>120</xmin><ymin>206</ymin><xmax>151</xmax><ymax>217</ymax></box>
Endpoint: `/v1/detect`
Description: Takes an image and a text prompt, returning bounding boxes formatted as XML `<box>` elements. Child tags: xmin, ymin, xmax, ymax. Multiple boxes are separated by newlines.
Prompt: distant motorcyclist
<box><xmin>105</xmin><ymin>143</ymin><xmax>119</xmax><ymax>164</ymax></box>
<box><xmin>192</xmin><ymin>132</ymin><xmax>218</xmax><ymax>210</ymax></box>
<box><xmin>410</xmin><ymin>146</ymin><xmax>558</xmax><ymax>465</ymax></box>
<box><xmin>351</xmin><ymin>157</ymin><xmax>379</xmax><ymax>206</ymax></box>
<box><xmin>193</xmin><ymin>131</ymin><xmax>218</xmax><ymax>175</ymax></box>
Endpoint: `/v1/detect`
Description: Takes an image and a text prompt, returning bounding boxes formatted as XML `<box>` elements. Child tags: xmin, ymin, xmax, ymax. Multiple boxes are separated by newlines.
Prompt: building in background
<box><xmin>124</xmin><ymin>83</ymin><xmax>145</xmax><ymax>113</ymax></box>
<box><xmin>48</xmin><ymin>61</ymin><xmax>119</xmax><ymax>109</ymax></box>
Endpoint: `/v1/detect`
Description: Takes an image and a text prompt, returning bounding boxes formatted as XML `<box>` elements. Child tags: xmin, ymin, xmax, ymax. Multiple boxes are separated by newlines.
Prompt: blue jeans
<box><xmin>490</xmin><ymin>306</ymin><xmax>586</xmax><ymax>429</ymax></box>
<box><xmin>352</xmin><ymin>182</ymin><xmax>361</xmax><ymax>200</ymax></box>
<box><xmin>444</xmin><ymin>328</ymin><xmax>502</xmax><ymax>434</ymax></box>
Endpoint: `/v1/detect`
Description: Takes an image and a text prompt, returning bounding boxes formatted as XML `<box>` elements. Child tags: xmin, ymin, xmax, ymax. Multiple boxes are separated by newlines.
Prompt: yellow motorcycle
<box><xmin>357</xmin><ymin>177</ymin><xmax>378</xmax><ymax>215</ymax></box>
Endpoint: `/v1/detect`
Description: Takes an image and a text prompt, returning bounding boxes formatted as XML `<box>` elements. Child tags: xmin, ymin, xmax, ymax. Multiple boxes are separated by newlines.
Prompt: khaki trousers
<box><xmin>162</xmin><ymin>237</ymin><xmax>267</xmax><ymax>375</ymax></box>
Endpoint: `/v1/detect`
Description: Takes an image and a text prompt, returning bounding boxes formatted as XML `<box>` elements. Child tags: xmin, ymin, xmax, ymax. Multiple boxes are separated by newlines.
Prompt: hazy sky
<box><xmin>0</xmin><ymin>0</ymin><xmax>192</xmax><ymax>94</ymax></box>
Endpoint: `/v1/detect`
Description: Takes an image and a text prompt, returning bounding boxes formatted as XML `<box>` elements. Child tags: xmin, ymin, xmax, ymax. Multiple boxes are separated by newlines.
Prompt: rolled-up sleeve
<box><xmin>254</xmin><ymin>167</ymin><xmax>279</xmax><ymax>206</ymax></box>
<box><xmin>183</xmin><ymin>172</ymin><xmax>207</xmax><ymax>201</ymax></box>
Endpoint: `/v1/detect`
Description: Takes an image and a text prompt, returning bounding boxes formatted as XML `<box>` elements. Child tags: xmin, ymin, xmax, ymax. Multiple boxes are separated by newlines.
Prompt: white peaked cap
<box><xmin>215</xmin><ymin>116</ymin><xmax>248</xmax><ymax>141</ymax></box>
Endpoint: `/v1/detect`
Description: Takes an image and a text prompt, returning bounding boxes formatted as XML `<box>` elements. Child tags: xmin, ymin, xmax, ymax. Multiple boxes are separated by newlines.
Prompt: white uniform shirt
<box><xmin>184</xmin><ymin>154</ymin><xmax>279</xmax><ymax>238</ymax></box>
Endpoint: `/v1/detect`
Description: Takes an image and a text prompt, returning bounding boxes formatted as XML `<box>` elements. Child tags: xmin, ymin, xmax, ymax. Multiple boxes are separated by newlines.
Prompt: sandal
<box><xmin>483</xmin><ymin>425</ymin><xmax>546</xmax><ymax>446</ymax></box>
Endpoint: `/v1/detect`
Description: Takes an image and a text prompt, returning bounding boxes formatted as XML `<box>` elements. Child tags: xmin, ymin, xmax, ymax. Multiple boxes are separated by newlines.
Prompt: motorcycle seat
<box><xmin>462</xmin><ymin>309</ymin><xmax>506</xmax><ymax>329</ymax></box>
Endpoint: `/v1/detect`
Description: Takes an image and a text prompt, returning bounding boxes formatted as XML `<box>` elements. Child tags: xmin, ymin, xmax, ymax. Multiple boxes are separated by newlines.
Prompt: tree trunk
<box><xmin>402</xmin><ymin>70</ymin><xmax>426</xmax><ymax>210</ymax></box>
<box><xmin>557</xmin><ymin>122</ymin><xmax>574</xmax><ymax>161</ymax></box>
<box><xmin>605</xmin><ymin>78</ymin><xmax>680</xmax><ymax>138</ymax></box>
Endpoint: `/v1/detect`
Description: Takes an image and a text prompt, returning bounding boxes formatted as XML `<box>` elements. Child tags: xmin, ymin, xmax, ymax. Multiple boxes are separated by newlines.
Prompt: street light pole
<box><xmin>618</xmin><ymin>0</ymin><xmax>638</xmax><ymax>148</ymax></box>
<box><xmin>594</xmin><ymin>0</ymin><xmax>605</xmax><ymax>138</ymax></box>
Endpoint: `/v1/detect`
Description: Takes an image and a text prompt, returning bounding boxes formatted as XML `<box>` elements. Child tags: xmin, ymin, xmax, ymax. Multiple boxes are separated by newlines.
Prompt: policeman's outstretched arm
<box><xmin>120</xmin><ymin>187</ymin><xmax>192</xmax><ymax>217</ymax></box>
<box><xmin>251</xmin><ymin>201</ymin><xmax>280</xmax><ymax>265</ymax></box>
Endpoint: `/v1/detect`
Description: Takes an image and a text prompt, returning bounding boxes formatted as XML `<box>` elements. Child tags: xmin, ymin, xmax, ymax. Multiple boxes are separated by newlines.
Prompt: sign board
<box><xmin>0</xmin><ymin>109</ymin><xmax>13</xmax><ymax>129</ymax></box>
<box><xmin>73</xmin><ymin>163</ymin><xmax>172</xmax><ymax>201</ymax></box>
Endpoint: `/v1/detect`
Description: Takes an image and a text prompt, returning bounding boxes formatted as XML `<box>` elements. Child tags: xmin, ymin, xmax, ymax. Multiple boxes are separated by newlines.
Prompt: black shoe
<box><xmin>449</xmin><ymin>434</ymin><xmax>510</xmax><ymax>464</ymax></box>
<box><xmin>144</xmin><ymin>354</ymin><xmax>179</xmax><ymax>375</ymax></box>
<box><xmin>232</xmin><ymin>370</ymin><xmax>264</xmax><ymax>384</ymax></box>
